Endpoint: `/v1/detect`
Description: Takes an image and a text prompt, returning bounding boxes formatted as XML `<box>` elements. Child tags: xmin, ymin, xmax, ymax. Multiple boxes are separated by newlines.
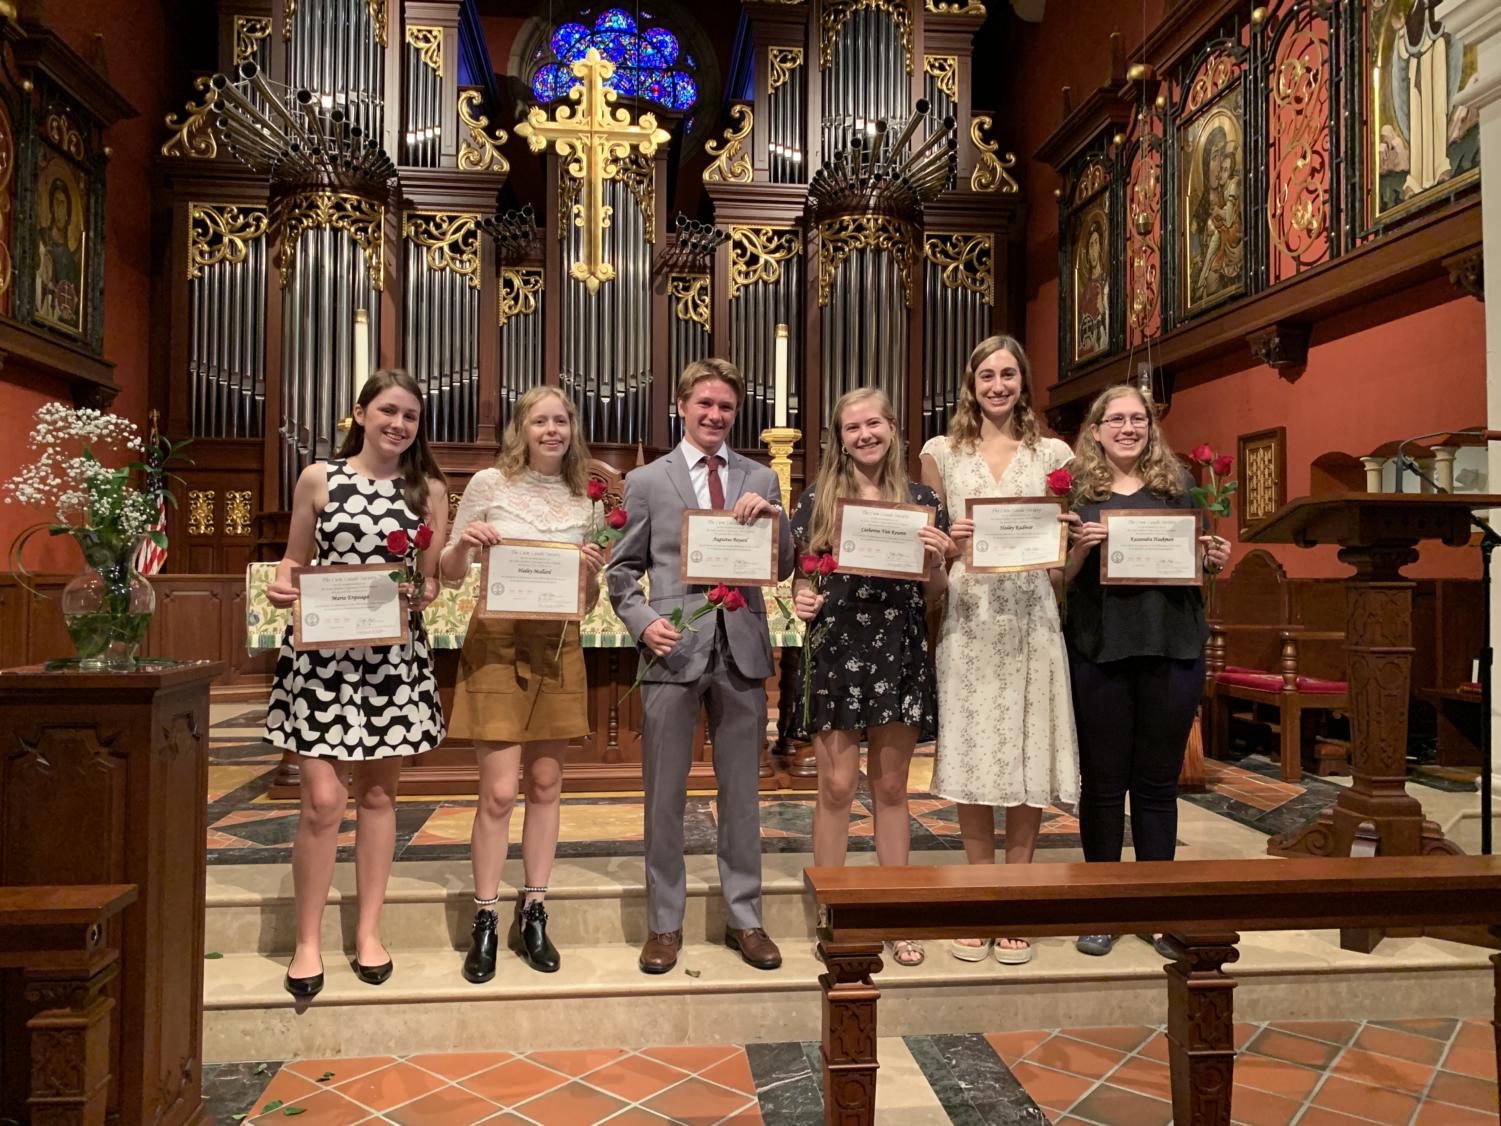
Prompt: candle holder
<box><xmin>759</xmin><ymin>426</ymin><xmax>802</xmax><ymax>510</ymax></box>
<box><xmin>760</xmin><ymin>425</ymin><xmax>817</xmax><ymax>784</ymax></box>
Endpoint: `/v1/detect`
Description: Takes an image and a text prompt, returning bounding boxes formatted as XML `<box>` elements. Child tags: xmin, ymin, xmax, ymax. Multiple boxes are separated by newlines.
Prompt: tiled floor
<box><xmin>206</xmin><ymin>1018</ymin><xmax>1498</xmax><ymax>1125</ymax></box>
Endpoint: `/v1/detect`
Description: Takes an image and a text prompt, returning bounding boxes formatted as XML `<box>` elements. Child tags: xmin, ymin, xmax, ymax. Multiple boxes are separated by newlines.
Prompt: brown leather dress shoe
<box><xmin>639</xmin><ymin>929</ymin><xmax>682</xmax><ymax>974</ymax></box>
<box><xmin>725</xmin><ymin>927</ymin><xmax>782</xmax><ymax>970</ymax></box>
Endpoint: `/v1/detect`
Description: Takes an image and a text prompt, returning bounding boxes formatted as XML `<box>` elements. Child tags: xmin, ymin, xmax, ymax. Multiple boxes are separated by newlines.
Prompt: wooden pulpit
<box><xmin>1246</xmin><ymin>493</ymin><xmax>1499</xmax><ymax>860</ymax></box>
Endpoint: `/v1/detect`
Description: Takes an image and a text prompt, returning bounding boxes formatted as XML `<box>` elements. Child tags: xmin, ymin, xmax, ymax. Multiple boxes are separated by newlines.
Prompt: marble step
<box><xmin>201</xmin><ymin>930</ymin><xmax>1495</xmax><ymax>1063</ymax></box>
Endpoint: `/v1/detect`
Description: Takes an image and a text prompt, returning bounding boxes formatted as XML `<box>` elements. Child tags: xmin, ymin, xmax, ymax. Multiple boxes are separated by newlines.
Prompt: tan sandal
<box><xmin>948</xmin><ymin>938</ymin><xmax>992</xmax><ymax>962</ymax></box>
<box><xmin>994</xmin><ymin>937</ymin><xmax>1034</xmax><ymax>965</ymax></box>
<box><xmin>888</xmin><ymin>939</ymin><xmax>926</xmax><ymax>967</ymax></box>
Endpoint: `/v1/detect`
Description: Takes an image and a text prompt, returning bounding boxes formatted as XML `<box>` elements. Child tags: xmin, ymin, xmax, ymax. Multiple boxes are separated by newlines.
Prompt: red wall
<box><xmin>1004</xmin><ymin>2</ymin><xmax>1487</xmax><ymax>580</ymax></box>
<box><xmin>0</xmin><ymin>5</ymin><xmax>175</xmax><ymax>571</ymax></box>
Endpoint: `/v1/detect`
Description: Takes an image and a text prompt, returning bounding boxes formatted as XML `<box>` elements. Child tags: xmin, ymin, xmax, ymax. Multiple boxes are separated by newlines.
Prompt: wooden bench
<box><xmin>805</xmin><ymin>857</ymin><xmax>1501</xmax><ymax>1126</ymax></box>
<box><xmin>0</xmin><ymin>884</ymin><xmax>137</xmax><ymax>1126</ymax></box>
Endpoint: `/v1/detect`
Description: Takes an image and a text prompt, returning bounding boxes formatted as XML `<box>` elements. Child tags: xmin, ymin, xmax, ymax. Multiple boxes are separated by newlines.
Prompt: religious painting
<box><xmin>1179</xmin><ymin>85</ymin><xmax>1245</xmax><ymax>315</ymax></box>
<box><xmin>1368</xmin><ymin>0</ymin><xmax>1480</xmax><ymax>226</ymax></box>
<box><xmin>32</xmin><ymin>146</ymin><xmax>87</xmax><ymax>337</ymax></box>
<box><xmin>1070</xmin><ymin>198</ymin><xmax>1109</xmax><ymax>363</ymax></box>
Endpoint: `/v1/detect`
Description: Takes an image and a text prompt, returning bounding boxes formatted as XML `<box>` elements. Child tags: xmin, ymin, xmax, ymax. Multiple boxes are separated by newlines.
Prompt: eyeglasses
<box><xmin>1100</xmin><ymin>414</ymin><xmax>1150</xmax><ymax>430</ymax></box>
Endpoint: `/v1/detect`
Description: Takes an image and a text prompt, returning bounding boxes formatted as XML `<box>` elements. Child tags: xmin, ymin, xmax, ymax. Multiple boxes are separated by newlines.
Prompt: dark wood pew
<box><xmin>805</xmin><ymin>857</ymin><xmax>1501</xmax><ymax>1126</ymax></box>
<box><xmin>0</xmin><ymin>884</ymin><xmax>138</xmax><ymax>1126</ymax></box>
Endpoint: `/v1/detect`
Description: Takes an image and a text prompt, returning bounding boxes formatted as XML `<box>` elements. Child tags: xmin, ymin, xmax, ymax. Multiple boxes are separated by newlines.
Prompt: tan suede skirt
<box><xmin>447</xmin><ymin>615</ymin><xmax>590</xmax><ymax>743</ymax></box>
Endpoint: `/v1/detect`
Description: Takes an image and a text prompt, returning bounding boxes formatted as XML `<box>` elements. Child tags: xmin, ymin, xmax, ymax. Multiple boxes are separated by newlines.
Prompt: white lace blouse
<box><xmin>445</xmin><ymin>467</ymin><xmax>593</xmax><ymax>564</ymax></box>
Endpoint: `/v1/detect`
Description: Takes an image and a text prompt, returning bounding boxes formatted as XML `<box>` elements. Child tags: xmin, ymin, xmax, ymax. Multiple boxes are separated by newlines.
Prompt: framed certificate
<box><xmin>965</xmin><ymin>496</ymin><xmax>1068</xmax><ymax>574</ymax></box>
<box><xmin>479</xmin><ymin>540</ymin><xmax>587</xmax><ymax>620</ymax></box>
<box><xmin>292</xmin><ymin>563</ymin><xmax>410</xmax><ymax>651</ymax></box>
<box><xmin>678</xmin><ymin>510</ymin><xmax>779</xmax><ymax>587</ymax></box>
<box><xmin>1100</xmin><ymin>509</ymin><xmax>1203</xmax><ymax>585</ymax></box>
<box><xmin>833</xmin><ymin>498</ymin><xmax>935</xmax><ymax>580</ymax></box>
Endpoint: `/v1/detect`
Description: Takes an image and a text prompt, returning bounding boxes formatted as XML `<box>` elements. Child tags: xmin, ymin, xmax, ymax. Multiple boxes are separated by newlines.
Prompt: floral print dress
<box><xmin>790</xmin><ymin>482</ymin><xmax>947</xmax><ymax>740</ymax></box>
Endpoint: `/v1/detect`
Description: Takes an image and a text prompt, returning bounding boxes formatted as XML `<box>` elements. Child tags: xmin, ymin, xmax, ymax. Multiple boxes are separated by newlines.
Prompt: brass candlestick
<box><xmin>760</xmin><ymin>425</ymin><xmax>816</xmax><ymax>782</ymax></box>
<box><xmin>760</xmin><ymin>426</ymin><xmax>801</xmax><ymax>510</ymax></box>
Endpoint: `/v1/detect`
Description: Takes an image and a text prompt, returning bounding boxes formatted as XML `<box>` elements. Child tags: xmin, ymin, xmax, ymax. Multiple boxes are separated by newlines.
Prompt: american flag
<box><xmin>134</xmin><ymin>411</ymin><xmax>168</xmax><ymax>576</ymax></box>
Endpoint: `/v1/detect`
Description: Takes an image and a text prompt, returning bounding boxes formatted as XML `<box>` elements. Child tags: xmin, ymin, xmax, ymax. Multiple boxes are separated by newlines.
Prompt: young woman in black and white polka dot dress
<box><xmin>264</xmin><ymin>369</ymin><xmax>448</xmax><ymax>999</ymax></box>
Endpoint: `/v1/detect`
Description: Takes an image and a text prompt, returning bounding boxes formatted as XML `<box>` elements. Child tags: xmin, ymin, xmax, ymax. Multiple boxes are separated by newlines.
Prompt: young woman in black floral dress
<box><xmin>790</xmin><ymin>387</ymin><xmax>951</xmax><ymax>966</ymax></box>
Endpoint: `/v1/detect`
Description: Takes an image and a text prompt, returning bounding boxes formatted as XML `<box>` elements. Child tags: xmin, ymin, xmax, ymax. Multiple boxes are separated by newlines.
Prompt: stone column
<box><xmin>1359</xmin><ymin>456</ymin><xmax>1386</xmax><ymax>493</ymax></box>
<box><xmin>1440</xmin><ymin>0</ymin><xmax>1501</xmax><ymax>807</ymax></box>
<box><xmin>1432</xmin><ymin>446</ymin><xmax>1458</xmax><ymax>491</ymax></box>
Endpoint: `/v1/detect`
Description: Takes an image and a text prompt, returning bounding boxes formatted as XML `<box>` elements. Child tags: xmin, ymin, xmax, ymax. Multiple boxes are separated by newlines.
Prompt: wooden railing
<box><xmin>804</xmin><ymin>856</ymin><xmax>1501</xmax><ymax>1126</ymax></box>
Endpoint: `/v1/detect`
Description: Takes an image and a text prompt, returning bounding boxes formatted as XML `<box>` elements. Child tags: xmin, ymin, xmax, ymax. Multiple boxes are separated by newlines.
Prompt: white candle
<box><xmin>773</xmin><ymin>323</ymin><xmax>789</xmax><ymax>428</ymax></box>
<box><xmin>353</xmin><ymin>308</ymin><xmax>371</xmax><ymax>403</ymax></box>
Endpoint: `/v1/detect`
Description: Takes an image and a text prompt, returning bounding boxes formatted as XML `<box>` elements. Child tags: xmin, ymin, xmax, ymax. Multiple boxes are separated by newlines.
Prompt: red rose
<box><xmin>1212</xmin><ymin>454</ymin><xmax>1234</xmax><ymax>476</ymax></box>
<box><xmin>722</xmin><ymin>589</ymin><xmax>747</xmax><ymax>611</ymax></box>
<box><xmin>606</xmin><ymin>508</ymin><xmax>628</xmax><ymax>529</ymax></box>
<box><xmin>386</xmin><ymin>529</ymin><xmax>410</xmax><ymax>555</ymax></box>
<box><xmin>1046</xmin><ymin>467</ymin><xmax>1074</xmax><ymax>496</ymax></box>
<box><xmin>818</xmin><ymin>554</ymin><xmax>839</xmax><ymax>576</ymax></box>
<box><xmin>707</xmin><ymin>583</ymin><xmax>729</xmax><ymax>605</ymax></box>
<box><xmin>1191</xmin><ymin>444</ymin><xmax>1215</xmax><ymax>465</ymax></box>
<box><xmin>414</xmin><ymin>523</ymin><xmax>434</xmax><ymax>551</ymax></box>
<box><xmin>799</xmin><ymin>553</ymin><xmax>821</xmax><ymax>576</ymax></box>
<box><xmin>587</xmin><ymin>479</ymin><xmax>607</xmax><ymax>501</ymax></box>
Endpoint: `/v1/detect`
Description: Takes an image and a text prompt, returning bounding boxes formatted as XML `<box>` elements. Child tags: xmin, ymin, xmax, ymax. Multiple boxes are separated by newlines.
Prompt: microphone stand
<box><xmin>1393</xmin><ymin>453</ymin><xmax>1495</xmax><ymax>855</ymax></box>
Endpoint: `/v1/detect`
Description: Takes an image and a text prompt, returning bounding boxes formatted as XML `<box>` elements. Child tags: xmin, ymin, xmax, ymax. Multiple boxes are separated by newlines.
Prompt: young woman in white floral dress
<box><xmin>920</xmin><ymin>335</ymin><xmax>1080</xmax><ymax>965</ymax></box>
<box><xmin>439</xmin><ymin>387</ymin><xmax>606</xmax><ymax>981</ymax></box>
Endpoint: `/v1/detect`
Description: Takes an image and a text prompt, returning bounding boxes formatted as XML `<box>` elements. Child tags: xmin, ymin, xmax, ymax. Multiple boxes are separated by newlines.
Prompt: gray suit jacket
<box><xmin>607</xmin><ymin>445</ymin><xmax>795</xmax><ymax>683</ymax></box>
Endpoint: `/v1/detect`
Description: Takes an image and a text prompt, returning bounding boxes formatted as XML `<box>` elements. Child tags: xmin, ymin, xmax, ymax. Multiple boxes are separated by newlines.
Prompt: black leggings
<box><xmin>1068</xmin><ymin>651</ymin><xmax>1205</xmax><ymax>863</ymax></box>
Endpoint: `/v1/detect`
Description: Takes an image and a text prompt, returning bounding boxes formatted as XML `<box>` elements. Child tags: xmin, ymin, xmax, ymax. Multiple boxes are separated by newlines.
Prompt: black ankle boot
<box><xmin>463</xmin><ymin>909</ymin><xmax>498</xmax><ymax>984</ymax></box>
<box><xmin>510</xmin><ymin>897</ymin><xmax>560</xmax><ymax>973</ymax></box>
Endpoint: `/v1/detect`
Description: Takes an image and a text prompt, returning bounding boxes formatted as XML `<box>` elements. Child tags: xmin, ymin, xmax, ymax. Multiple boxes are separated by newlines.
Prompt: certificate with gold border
<box><xmin>965</xmin><ymin>496</ymin><xmax>1067</xmax><ymax>574</ymax></box>
<box><xmin>479</xmin><ymin>539</ymin><xmax>587</xmax><ymax>620</ymax></box>
<box><xmin>1099</xmin><ymin>509</ymin><xmax>1202</xmax><ymax>585</ymax></box>
<box><xmin>678</xmin><ymin>510</ymin><xmax>779</xmax><ymax>587</ymax></box>
<box><xmin>292</xmin><ymin>563</ymin><xmax>410</xmax><ymax>651</ymax></box>
<box><xmin>832</xmin><ymin>498</ymin><xmax>934</xmax><ymax>580</ymax></box>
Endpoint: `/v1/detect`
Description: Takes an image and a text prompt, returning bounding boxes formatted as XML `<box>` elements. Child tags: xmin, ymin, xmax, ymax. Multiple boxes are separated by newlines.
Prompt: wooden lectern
<box><xmin>1246</xmin><ymin>493</ymin><xmax>1500</xmax><ymax>860</ymax></box>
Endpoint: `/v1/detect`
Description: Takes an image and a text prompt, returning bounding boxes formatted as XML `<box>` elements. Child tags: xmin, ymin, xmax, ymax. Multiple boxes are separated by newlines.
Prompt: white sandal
<box><xmin>994</xmin><ymin>938</ymin><xmax>1034</xmax><ymax>965</ymax></box>
<box><xmin>948</xmin><ymin>938</ymin><xmax>993</xmax><ymax>962</ymax></box>
<box><xmin>888</xmin><ymin>939</ymin><xmax>926</xmax><ymax>967</ymax></box>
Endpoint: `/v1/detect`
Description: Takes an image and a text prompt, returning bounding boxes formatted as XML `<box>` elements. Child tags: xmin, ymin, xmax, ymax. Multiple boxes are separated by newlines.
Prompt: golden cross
<box><xmin>515</xmin><ymin>48</ymin><xmax>671</xmax><ymax>293</ymax></box>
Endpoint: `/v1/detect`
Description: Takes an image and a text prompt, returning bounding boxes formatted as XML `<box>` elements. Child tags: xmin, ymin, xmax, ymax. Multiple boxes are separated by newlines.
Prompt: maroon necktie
<box><xmin>705</xmin><ymin>453</ymin><xmax>725</xmax><ymax>509</ymax></box>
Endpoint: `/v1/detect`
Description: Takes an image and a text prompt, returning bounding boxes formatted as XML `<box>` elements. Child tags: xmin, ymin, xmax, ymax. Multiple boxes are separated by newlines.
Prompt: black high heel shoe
<box><xmin>354</xmin><ymin>951</ymin><xmax>393</xmax><ymax>985</ymax></box>
<box><xmin>510</xmin><ymin>896</ymin><xmax>560</xmax><ymax>973</ymax></box>
<box><xmin>463</xmin><ymin>908</ymin><xmax>499</xmax><ymax>984</ymax></box>
<box><xmin>283</xmin><ymin>960</ymin><xmax>324</xmax><ymax>1000</ymax></box>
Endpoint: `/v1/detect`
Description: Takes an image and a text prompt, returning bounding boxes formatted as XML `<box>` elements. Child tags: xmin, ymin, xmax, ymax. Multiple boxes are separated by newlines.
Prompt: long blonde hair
<box><xmin>1069</xmin><ymin>385</ymin><xmax>1186</xmax><ymax>504</ymax></box>
<box><xmin>495</xmin><ymin>386</ymin><xmax>591</xmax><ymax>495</ymax></box>
<box><xmin>803</xmin><ymin>388</ymin><xmax>911</xmax><ymax>553</ymax></box>
<box><xmin>947</xmin><ymin>334</ymin><xmax>1042</xmax><ymax>452</ymax></box>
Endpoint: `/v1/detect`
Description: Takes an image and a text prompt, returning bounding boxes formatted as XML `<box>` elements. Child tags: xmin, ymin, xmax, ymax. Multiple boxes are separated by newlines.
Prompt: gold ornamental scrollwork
<box><xmin>821</xmin><ymin>0</ymin><xmax>913</xmax><ymax>74</ymax></box>
<box><xmin>817</xmin><ymin>214</ymin><xmax>916</xmax><ymax>308</ymax></box>
<box><xmin>233</xmin><ymin>16</ymin><xmax>273</xmax><ymax>65</ymax></box>
<box><xmin>769</xmin><ymin>48</ymin><xmax>804</xmax><ymax>94</ymax></box>
<box><xmin>224</xmin><ymin>491</ymin><xmax>254</xmax><ymax>537</ymax></box>
<box><xmin>1266</xmin><ymin>28</ymin><xmax>1328</xmax><ymax>270</ymax></box>
<box><xmin>618</xmin><ymin>153</ymin><xmax>656</xmax><ymax>239</ymax></box>
<box><xmin>669</xmin><ymin>274</ymin><xmax>710</xmax><ymax>330</ymax></box>
<box><xmin>284</xmin><ymin>0</ymin><xmax>295</xmax><ymax>40</ymax></box>
<box><xmin>498</xmin><ymin>267</ymin><xmax>544</xmax><ymax>327</ymax></box>
<box><xmin>45</xmin><ymin>112</ymin><xmax>85</xmax><ymax>161</ymax></box>
<box><xmin>161</xmin><ymin>76</ymin><xmax>218</xmax><ymax>159</ymax></box>
<box><xmin>702</xmin><ymin>103</ymin><xmax>753</xmax><ymax>185</ymax></box>
<box><xmin>925</xmin><ymin>0</ymin><xmax>985</xmax><ymax>13</ymax></box>
<box><xmin>403</xmin><ymin>212</ymin><xmax>482</xmax><ymax>289</ymax></box>
<box><xmin>1185</xmin><ymin>50</ymin><xmax>1237</xmax><ymax>115</ymax></box>
<box><xmin>405</xmin><ymin>26</ymin><xmax>443</xmax><ymax>76</ymax></box>
<box><xmin>367</xmin><ymin>0</ymin><xmax>388</xmax><ymax>47</ymax></box>
<box><xmin>273</xmin><ymin>191</ymin><xmax>385</xmax><ymax>291</ymax></box>
<box><xmin>187</xmin><ymin>490</ymin><xmax>215</xmax><ymax>537</ymax></box>
<box><xmin>187</xmin><ymin>204</ymin><xmax>270</xmax><ymax>280</ymax></box>
<box><xmin>1073</xmin><ymin>159</ymin><xmax>1108</xmax><ymax>205</ymax></box>
<box><xmin>970</xmin><ymin>114</ymin><xmax>1019</xmax><ymax>194</ymax></box>
<box><xmin>729</xmin><ymin>226</ymin><xmax>802</xmax><ymax>300</ymax></box>
<box><xmin>457</xmin><ymin>89</ymin><xmax>510</xmax><ymax>174</ymax></box>
<box><xmin>923</xmin><ymin>233</ymin><xmax>993</xmax><ymax>305</ymax></box>
<box><xmin>923</xmin><ymin>55</ymin><xmax>958</xmax><ymax>102</ymax></box>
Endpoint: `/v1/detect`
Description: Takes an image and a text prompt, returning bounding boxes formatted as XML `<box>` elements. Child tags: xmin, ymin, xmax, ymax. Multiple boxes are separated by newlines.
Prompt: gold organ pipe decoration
<box><xmin>923</xmin><ymin>55</ymin><xmax>958</xmax><ymax>101</ymax></box>
<box><xmin>457</xmin><ymin>89</ymin><xmax>510</xmax><ymax>173</ymax></box>
<box><xmin>702</xmin><ymin>103</ymin><xmax>753</xmax><ymax>184</ymax></box>
<box><xmin>234</xmin><ymin>16</ymin><xmax>273</xmax><ymax>66</ymax></box>
<box><xmin>406</xmin><ymin>26</ymin><xmax>443</xmax><ymax>76</ymax></box>
<box><xmin>224</xmin><ymin>491</ymin><xmax>254</xmax><ymax>537</ymax></box>
<box><xmin>367</xmin><ymin>0</ymin><xmax>388</xmax><ymax>47</ymax></box>
<box><xmin>617</xmin><ymin>153</ymin><xmax>657</xmax><ymax>238</ymax></box>
<box><xmin>161</xmin><ymin>77</ymin><xmax>219</xmax><ymax>159</ymax></box>
<box><xmin>923</xmin><ymin>232</ymin><xmax>994</xmax><ymax>305</ymax></box>
<box><xmin>728</xmin><ymin>226</ymin><xmax>803</xmax><ymax>300</ymax></box>
<box><xmin>820</xmin><ymin>0</ymin><xmax>913</xmax><ymax>73</ymax></box>
<box><xmin>187</xmin><ymin>204</ymin><xmax>270</xmax><ymax>280</ymax></box>
<box><xmin>925</xmin><ymin>0</ymin><xmax>985</xmax><ymax>12</ymax></box>
<box><xmin>403</xmin><ymin>212</ymin><xmax>482</xmax><ymax>289</ymax></box>
<box><xmin>970</xmin><ymin>113</ymin><xmax>1019</xmax><ymax>193</ymax></box>
<box><xmin>668</xmin><ymin>274</ymin><xmax>711</xmax><ymax>330</ymax></box>
<box><xmin>513</xmin><ymin>47</ymin><xmax>671</xmax><ymax>292</ymax></box>
<box><xmin>283</xmin><ymin>0</ymin><xmax>295</xmax><ymax>40</ymax></box>
<box><xmin>817</xmin><ymin>214</ymin><xmax>917</xmax><ymax>307</ymax></box>
<box><xmin>768</xmin><ymin>48</ymin><xmax>804</xmax><ymax>94</ymax></box>
<box><xmin>273</xmin><ymin>190</ymin><xmax>384</xmax><ymax>291</ymax></box>
<box><xmin>497</xmin><ymin>267</ymin><xmax>544</xmax><ymax>327</ymax></box>
<box><xmin>187</xmin><ymin>490</ymin><xmax>216</xmax><ymax>537</ymax></box>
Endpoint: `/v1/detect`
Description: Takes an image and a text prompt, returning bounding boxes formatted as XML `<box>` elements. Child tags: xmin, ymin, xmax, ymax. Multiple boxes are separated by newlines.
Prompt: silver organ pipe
<box><xmin>821</xmin><ymin>243</ymin><xmax>908</xmax><ymax>431</ymax></box>
<box><xmin>729</xmin><ymin>252</ymin><xmax>802</xmax><ymax>448</ymax></box>
<box><xmin>499</xmin><ymin>268</ymin><xmax>544</xmax><ymax>421</ymax></box>
<box><xmin>287</xmin><ymin>0</ymin><xmax>384</xmax><ymax>141</ymax></box>
<box><xmin>821</xmin><ymin>7</ymin><xmax>907</xmax><ymax>162</ymax></box>
<box><xmin>403</xmin><ymin>37</ymin><xmax>442</xmax><ymax>167</ymax></box>
<box><xmin>186</xmin><ymin>208</ymin><xmax>269</xmax><ymax>441</ymax></box>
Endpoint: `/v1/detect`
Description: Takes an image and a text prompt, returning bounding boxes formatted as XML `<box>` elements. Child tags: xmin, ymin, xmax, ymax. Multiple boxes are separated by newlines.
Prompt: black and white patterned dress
<box><xmin>264</xmin><ymin>460</ymin><xmax>445</xmax><ymax>760</ymax></box>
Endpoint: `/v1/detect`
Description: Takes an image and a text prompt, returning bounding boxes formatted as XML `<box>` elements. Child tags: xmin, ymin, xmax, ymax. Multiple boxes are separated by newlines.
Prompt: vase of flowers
<box><xmin>4</xmin><ymin>403</ymin><xmax>185</xmax><ymax>672</ymax></box>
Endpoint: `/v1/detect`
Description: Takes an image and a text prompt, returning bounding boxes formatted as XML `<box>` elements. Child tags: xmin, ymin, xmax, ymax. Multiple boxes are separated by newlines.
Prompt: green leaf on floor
<box><xmin>253</xmin><ymin>1064</ymin><xmax>269</xmax><ymax>1076</ymax></box>
<box><xmin>317</xmin><ymin>1072</ymin><xmax>334</xmax><ymax>1082</ymax></box>
<box><xmin>204</xmin><ymin>952</ymin><xmax>223</xmax><ymax>959</ymax></box>
<box><xmin>283</xmin><ymin>1109</ymin><xmax>306</xmax><ymax>1117</ymax></box>
<box><xmin>231</xmin><ymin>1116</ymin><xmax>246</xmax><ymax>1122</ymax></box>
<box><xmin>261</xmin><ymin>1100</ymin><xmax>283</xmax><ymax>1113</ymax></box>
<box><xmin>683</xmin><ymin>967</ymin><xmax>701</xmax><ymax>977</ymax></box>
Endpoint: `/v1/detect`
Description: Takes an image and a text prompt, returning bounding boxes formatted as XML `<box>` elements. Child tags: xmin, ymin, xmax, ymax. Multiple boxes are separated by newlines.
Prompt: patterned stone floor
<box><xmin>203</xmin><ymin>1017</ymin><xmax>1498</xmax><ymax>1125</ymax></box>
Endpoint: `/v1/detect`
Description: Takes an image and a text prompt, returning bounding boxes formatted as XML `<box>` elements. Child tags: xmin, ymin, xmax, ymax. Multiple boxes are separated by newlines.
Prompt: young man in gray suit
<box><xmin>608</xmin><ymin>357</ymin><xmax>795</xmax><ymax>974</ymax></box>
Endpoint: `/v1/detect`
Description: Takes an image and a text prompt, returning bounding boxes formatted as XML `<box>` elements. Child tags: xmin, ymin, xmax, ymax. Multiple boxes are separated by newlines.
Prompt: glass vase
<box><xmin>60</xmin><ymin>534</ymin><xmax>156</xmax><ymax>672</ymax></box>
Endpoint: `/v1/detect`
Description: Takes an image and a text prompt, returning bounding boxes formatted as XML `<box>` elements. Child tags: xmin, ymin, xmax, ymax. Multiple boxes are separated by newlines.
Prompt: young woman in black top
<box><xmin>1062</xmin><ymin>386</ymin><xmax>1229</xmax><ymax>956</ymax></box>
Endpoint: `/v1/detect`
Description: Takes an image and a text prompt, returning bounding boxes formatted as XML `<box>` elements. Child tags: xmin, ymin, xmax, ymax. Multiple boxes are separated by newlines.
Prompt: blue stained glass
<box><xmin>551</xmin><ymin>22</ymin><xmax>587</xmax><ymax>56</ymax></box>
<box><xmin>534</xmin><ymin>7</ymin><xmax>697</xmax><ymax>112</ymax></box>
<box><xmin>685</xmin><ymin>51</ymin><xmax>696</xmax><ymax>68</ymax></box>
<box><xmin>644</xmin><ymin>28</ymin><xmax>679</xmax><ymax>62</ymax></box>
<box><xmin>597</xmin><ymin>8</ymin><xmax>635</xmax><ymax>31</ymax></box>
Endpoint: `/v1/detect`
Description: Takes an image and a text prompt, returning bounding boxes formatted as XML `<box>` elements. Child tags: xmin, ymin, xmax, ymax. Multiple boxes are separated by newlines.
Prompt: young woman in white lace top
<box><xmin>438</xmin><ymin>387</ymin><xmax>606</xmax><ymax>980</ymax></box>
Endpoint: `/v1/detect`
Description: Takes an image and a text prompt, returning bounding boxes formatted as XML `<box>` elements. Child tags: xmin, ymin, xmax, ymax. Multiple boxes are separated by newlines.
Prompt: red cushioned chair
<box><xmin>1203</xmin><ymin>550</ymin><xmax>1349</xmax><ymax>782</ymax></box>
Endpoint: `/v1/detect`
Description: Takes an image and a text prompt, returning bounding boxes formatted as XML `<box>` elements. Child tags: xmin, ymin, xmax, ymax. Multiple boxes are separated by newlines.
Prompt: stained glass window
<box><xmin>532</xmin><ymin>8</ymin><xmax>698</xmax><ymax>113</ymax></box>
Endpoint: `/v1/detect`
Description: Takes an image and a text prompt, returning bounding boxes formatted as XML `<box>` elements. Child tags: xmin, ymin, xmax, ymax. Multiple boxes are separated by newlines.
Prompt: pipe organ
<box><xmin>156</xmin><ymin>0</ymin><xmax>1020</xmax><ymax>574</ymax></box>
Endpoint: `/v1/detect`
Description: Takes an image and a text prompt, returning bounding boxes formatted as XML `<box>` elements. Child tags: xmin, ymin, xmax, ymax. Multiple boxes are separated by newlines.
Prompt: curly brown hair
<box><xmin>1069</xmin><ymin>385</ymin><xmax>1185</xmax><ymax>504</ymax></box>
<box><xmin>947</xmin><ymin>334</ymin><xmax>1042</xmax><ymax>452</ymax></box>
<box><xmin>494</xmin><ymin>386</ymin><xmax>592</xmax><ymax>495</ymax></box>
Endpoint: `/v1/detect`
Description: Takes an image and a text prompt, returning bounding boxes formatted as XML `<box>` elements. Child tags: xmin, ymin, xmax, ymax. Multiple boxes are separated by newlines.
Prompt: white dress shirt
<box><xmin>678</xmin><ymin>436</ymin><xmax>729</xmax><ymax>509</ymax></box>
